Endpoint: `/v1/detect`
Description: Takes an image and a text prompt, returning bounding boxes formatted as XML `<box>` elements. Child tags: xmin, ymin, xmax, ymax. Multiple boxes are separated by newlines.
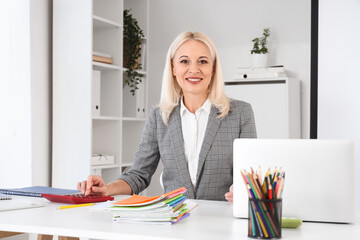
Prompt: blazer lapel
<box><xmin>169</xmin><ymin>105</ymin><xmax>195</xmax><ymax>198</ymax></box>
<box><xmin>195</xmin><ymin>106</ymin><xmax>222</xmax><ymax>190</ymax></box>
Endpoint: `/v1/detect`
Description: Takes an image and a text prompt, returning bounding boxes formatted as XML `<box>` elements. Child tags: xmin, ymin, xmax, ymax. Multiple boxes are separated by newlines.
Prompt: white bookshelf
<box><xmin>53</xmin><ymin>0</ymin><xmax>149</xmax><ymax>188</ymax></box>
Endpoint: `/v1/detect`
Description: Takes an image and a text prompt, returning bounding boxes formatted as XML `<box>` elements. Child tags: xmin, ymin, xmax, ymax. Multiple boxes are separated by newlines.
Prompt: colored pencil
<box><xmin>246</xmin><ymin>172</ymin><xmax>275</xmax><ymax>237</ymax></box>
<box><xmin>240</xmin><ymin>167</ymin><xmax>285</xmax><ymax>238</ymax></box>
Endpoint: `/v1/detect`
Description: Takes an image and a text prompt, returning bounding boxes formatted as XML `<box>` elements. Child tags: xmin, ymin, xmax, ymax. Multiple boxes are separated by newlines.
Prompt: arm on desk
<box><xmin>77</xmin><ymin>175</ymin><xmax>132</xmax><ymax>196</ymax></box>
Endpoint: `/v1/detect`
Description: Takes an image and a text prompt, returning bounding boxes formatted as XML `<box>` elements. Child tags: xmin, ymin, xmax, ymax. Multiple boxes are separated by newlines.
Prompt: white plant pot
<box><xmin>251</xmin><ymin>53</ymin><xmax>268</xmax><ymax>68</ymax></box>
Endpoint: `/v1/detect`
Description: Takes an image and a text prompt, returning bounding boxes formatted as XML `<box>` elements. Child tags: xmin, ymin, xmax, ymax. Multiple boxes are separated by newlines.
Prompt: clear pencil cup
<box><xmin>248</xmin><ymin>198</ymin><xmax>282</xmax><ymax>239</ymax></box>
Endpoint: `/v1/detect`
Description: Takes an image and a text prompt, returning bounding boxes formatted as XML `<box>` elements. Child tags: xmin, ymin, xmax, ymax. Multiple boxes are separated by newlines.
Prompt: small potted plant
<box><xmin>123</xmin><ymin>9</ymin><xmax>145</xmax><ymax>95</ymax></box>
<box><xmin>251</xmin><ymin>28</ymin><xmax>270</xmax><ymax>68</ymax></box>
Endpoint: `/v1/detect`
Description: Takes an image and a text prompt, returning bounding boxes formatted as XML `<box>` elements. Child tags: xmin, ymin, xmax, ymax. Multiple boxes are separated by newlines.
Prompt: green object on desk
<box><xmin>282</xmin><ymin>217</ymin><xmax>302</xmax><ymax>228</ymax></box>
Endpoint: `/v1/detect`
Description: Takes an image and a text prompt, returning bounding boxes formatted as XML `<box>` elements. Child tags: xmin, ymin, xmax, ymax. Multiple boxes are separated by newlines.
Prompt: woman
<box><xmin>78</xmin><ymin>32</ymin><xmax>256</xmax><ymax>202</ymax></box>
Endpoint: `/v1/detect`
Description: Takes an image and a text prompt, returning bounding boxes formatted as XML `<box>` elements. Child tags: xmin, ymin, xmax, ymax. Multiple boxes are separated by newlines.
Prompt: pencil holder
<box><xmin>248</xmin><ymin>198</ymin><xmax>282</xmax><ymax>239</ymax></box>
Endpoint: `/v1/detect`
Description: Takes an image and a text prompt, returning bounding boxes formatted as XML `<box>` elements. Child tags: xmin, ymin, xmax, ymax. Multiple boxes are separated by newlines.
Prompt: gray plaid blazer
<box><xmin>119</xmin><ymin>99</ymin><xmax>257</xmax><ymax>201</ymax></box>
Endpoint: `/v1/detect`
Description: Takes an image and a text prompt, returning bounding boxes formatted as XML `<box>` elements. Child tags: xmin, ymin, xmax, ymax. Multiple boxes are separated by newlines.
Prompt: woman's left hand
<box><xmin>225</xmin><ymin>185</ymin><xmax>233</xmax><ymax>203</ymax></box>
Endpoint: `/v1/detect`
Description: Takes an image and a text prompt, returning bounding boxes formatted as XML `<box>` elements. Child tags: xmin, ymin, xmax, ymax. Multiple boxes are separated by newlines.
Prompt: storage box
<box><xmin>91</xmin><ymin>154</ymin><xmax>114</xmax><ymax>166</ymax></box>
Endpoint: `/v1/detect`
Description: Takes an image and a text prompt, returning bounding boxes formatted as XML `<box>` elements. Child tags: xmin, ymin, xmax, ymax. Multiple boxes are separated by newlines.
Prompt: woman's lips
<box><xmin>186</xmin><ymin>77</ymin><xmax>203</xmax><ymax>83</ymax></box>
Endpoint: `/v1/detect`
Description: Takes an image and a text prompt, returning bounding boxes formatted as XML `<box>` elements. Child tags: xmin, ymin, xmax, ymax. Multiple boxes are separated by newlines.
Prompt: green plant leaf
<box><xmin>123</xmin><ymin>9</ymin><xmax>145</xmax><ymax>95</ymax></box>
<box><xmin>251</xmin><ymin>28</ymin><xmax>270</xmax><ymax>54</ymax></box>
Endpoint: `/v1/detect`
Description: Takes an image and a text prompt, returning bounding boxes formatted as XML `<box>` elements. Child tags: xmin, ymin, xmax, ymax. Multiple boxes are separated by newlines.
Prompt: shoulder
<box><xmin>148</xmin><ymin>105</ymin><xmax>179</xmax><ymax>126</ymax></box>
<box><xmin>145</xmin><ymin>105</ymin><xmax>162</xmax><ymax>125</ymax></box>
<box><xmin>149</xmin><ymin>105</ymin><xmax>161</xmax><ymax>116</ymax></box>
<box><xmin>228</xmin><ymin>99</ymin><xmax>254</xmax><ymax>114</ymax></box>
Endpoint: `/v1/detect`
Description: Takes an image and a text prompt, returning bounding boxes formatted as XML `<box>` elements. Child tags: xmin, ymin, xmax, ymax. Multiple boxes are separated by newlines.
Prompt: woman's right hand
<box><xmin>77</xmin><ymin>175</ymin><xmax>108</xmax><ymax>196</ymax></box>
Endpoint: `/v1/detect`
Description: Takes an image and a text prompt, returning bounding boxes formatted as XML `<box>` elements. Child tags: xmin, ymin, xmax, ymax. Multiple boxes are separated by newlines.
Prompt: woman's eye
<box><xmin>199</xmin><ymin>60</ymin><xmax>208</xmax><ymax>64</ymax></box>
<box><xmin>180</xmin><ymin>59</ymin><xmax>189</xmax><ymax>64</ymax></box>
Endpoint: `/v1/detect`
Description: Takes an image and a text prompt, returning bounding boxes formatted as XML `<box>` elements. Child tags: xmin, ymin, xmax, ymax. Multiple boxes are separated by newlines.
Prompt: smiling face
<box><xmin>172</xmin><ymin>40</ymin><xmax>214</xmax><ymax>102</ymax></box>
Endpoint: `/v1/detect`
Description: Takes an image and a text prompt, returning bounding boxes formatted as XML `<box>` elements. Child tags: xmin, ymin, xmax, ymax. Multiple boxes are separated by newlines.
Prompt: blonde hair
<box><xmin>159</xmin><ymin>31</ymin><xmax>230</xmax><ymax>125</ymax></box>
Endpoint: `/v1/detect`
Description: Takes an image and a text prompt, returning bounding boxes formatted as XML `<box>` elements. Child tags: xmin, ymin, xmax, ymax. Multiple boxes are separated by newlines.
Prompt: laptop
<box><xmin>233</xmin><ymin>139</ymin><xmax>355</xmax><ymax>223</ymax></box>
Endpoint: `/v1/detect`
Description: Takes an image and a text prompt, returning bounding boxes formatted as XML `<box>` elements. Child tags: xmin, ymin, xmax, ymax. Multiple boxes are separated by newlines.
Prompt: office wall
<box><xmin>146</xmin><ymin>0</ymin><xmax>310</xmax><ymax>195</ymax></box>
<box><xmin>0</xmin><ymin>0</ymin><xmax>51</xmax><ymax>188</ymax></box>
<box><xmin>318</xmin><ymin>0</ymin><xmax>360</xmax><ymax>215</ymax></box>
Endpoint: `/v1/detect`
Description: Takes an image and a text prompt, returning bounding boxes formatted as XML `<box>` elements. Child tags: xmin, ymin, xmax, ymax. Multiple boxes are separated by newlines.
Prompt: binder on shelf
<box><xmin>92</xmin><ymin>70</ymin><xmax>101</xmax><ymax>117</ymax></box>
<box><xmin>136</xmin><ymin>80</ymin><xmax>145</xmax><ymax>118</ymax></box>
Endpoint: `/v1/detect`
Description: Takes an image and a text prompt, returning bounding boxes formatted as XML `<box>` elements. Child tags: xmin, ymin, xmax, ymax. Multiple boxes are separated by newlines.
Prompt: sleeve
<box><xmin>118</xmin><ymin>107</ymin><xmax>161</xmax><ymax>194</ymax></box>
<box><xmin>239</xmin><ymin>102</ymin><xmax>257</xmax><ymax>138</ymax></box>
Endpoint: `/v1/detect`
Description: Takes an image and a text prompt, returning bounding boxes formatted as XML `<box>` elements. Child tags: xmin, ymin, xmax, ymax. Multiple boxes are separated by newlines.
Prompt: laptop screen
<box><xmin>233</xmin><ymin>139</ymin><xmax>354</xmax><ymax>223</ymax></box>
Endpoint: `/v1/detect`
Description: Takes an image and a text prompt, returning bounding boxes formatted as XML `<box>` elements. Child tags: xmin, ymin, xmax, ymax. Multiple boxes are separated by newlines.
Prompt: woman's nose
<box><xmin>188</xmin><ymin>63</ymin><xmax>200</xmax><ymax>73</ymax></box>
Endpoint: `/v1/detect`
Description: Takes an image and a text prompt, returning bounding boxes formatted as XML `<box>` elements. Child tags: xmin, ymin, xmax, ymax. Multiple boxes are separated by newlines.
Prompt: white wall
<box><xmin>148</xmin><ymin>0</ymin><xmax>311</xmax><ymax>137</ymax></box>
<box><xmin>0</xmin><ymin>0</ymin><xmax>51</xmax><ymax>188</ymax></box>
<box><xmin>318</xmin><ymin>0</ymin><xmax>360</xmax><ymax>215</ymax></box>
<box><xmin>0</xmin><ymin>0</ymin><xmax>32</xmax><ymax>187</ymax></box>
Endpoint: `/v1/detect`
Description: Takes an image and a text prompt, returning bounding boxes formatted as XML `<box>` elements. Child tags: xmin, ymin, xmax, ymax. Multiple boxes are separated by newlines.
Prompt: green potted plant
<box><xmin>123</xmin><ymin>9</ymin><xmax>145</xmax><ymax>95</ymax></box>
<box><xmin>251</xmin><ymin>28</ymin><xmax>270</xmax><ymax>68</ymax></box>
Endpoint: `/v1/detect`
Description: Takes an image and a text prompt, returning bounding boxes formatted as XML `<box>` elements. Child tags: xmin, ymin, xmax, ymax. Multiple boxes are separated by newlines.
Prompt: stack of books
<box><xmin>93</xmin><ymin>51</ymin><xmax>113</xmax><ymax>64</ymax></box>
<box><xmin>108</xmin><ymin>187</ymin><xmax>198</xmax><ymax>225</ymax></box>
<box><xmin>234</xmin><ymin>65</ymin><xmax>287</xmax><ymax>80</ymax></box>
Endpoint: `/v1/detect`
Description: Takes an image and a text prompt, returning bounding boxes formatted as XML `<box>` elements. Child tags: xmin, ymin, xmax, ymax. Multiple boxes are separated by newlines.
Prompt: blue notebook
<box><xmin>0</xmin><ymin>186</ymin><xmax>80</xmax><ymax>197</ymax></box>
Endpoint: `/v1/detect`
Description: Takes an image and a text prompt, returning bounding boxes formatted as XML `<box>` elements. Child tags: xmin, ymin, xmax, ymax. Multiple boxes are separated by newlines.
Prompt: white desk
<box><xmin>0</xmin><ymin>196</ymin><xmax>359</xmax><ymax>240</ymax></box>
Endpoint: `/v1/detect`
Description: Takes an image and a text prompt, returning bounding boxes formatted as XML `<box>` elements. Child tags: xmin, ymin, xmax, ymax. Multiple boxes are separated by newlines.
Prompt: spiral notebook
<box><xmin>0</xmin><ymin>194</ymin><xmax>12</xmax><ymax>200</ymax></box>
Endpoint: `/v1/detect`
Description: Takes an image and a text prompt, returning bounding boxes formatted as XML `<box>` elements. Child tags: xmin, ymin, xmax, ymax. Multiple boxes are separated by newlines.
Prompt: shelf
<box><xmin>93</xmin><ymin>15</ymin><xmax>121</xmax><ymax>28</ymax></box>
<box><xmin>92</xmin><ymin>116</ymin><xmax>121</xmax><ymax>121</ymax></box>
<box><xmin>122</xmin><ymin>117</ymin><xmax>147</xmax><ymax>121</ymax></box>
<box><xmin>93</xmin><ymin>61</ymin><xmax>121</xmax><ymax>71</ymax></box>
<box><xmin>122</xmin><ymin>68</ymin><xmax>147</xmax><ymax>75</ymax></box>
<box><xmin>91</xmin><ymin>163</ymin><xmax>120</xmax><ymax>170</ymax></box>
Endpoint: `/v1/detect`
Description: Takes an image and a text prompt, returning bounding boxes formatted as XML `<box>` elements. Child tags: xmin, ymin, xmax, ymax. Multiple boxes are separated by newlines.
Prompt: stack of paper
<box><xmin>234</xmin><ymin>66</ymin><xmax>287</xmax><ymax>80</ymax></box>
<box><xmin>109</xmin><ymin>187</ymin><xmax>198</xmax><ymax>225</ymax></box>
<box><xmin>93</xmin><ymin>51</ymin><xmax>113</xmax><ymax>64</ymax></box>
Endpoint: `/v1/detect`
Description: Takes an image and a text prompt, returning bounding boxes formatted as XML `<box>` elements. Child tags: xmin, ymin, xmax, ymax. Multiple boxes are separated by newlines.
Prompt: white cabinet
<box><xmin>225</xmin><ymin>78</ymin><xmax>301</xmax><ymax>139</ymax></box>
<box><xmin>53</xmin><ymin>0</ymin><xmax>149</xmax><ymax>188</ymax></box>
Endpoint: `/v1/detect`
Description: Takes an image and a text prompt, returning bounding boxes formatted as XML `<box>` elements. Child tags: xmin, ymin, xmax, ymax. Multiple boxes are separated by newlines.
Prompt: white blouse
<box><xmin>180</xmin><ymin>98</ymin><xmax>211</xmax><ymax>187</ymax></box>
